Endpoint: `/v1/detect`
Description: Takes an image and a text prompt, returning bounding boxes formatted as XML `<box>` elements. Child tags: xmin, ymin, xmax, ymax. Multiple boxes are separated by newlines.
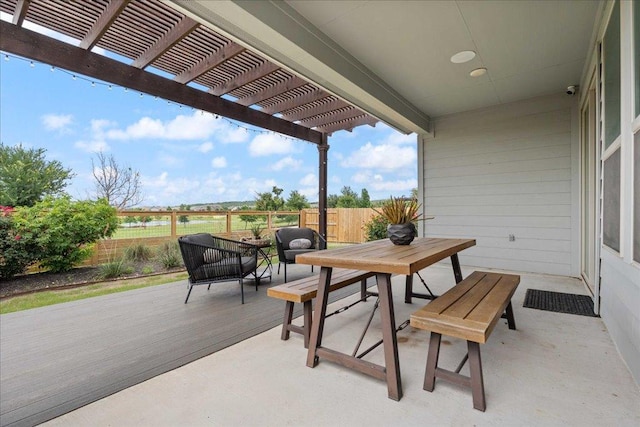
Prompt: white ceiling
<box><xmin>171</xmin><ymin>0</ymin><xmax>602</xmax><ymax>134</ymax></box>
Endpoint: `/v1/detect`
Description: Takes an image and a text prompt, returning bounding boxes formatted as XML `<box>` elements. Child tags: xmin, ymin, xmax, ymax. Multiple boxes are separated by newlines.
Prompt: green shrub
<box><xmin>12</xmin><ymin>196</ymin><xmax>119</xmax><ymax>273</ymax></box>
<box><xmin>124</xmin><ymin>243</ymin><xmax>153</xmax><ymax>262</ymax></box>
<box><xmin>363</xmin><ymin>214</ymin><xmax>390</xmax><ymax>241</ymax></box>
<box><xmin>99</xmin><ymin>258</ymin><xmax>129</xmax><ymax>279</ymax></box>
<box><xmin>0</xmin><ymin>206</ymin><xmax>38</xmax><ymax>279</ymax></box>
<box><xmin>141</xmin><ymin>266</ymin><xmax>154</xmax><ymax>275</ymax></box>
<box><xmin>157</xmin><ymin>241</ymin><xmax>182</xmax><ymax>269</ymax></box>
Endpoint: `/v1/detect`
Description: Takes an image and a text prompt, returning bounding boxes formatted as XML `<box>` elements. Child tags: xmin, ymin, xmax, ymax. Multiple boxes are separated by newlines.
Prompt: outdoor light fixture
<box><xmin>450</xmin><ymin>50</ymin><xmax>476</xmax><ymax>63</ymax></box>
<box><xmin>470</xmin><ymin>67</ymin><xmax>487</xmax><ymax>77</ymax></box>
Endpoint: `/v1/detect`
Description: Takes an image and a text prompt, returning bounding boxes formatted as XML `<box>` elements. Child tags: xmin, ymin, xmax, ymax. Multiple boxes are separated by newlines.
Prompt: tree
<box><xmin>238</xmin><ymin>204</ymin><xmax>258</xmax><ymax>229</ymax></box>
<box><xmin>359</xmin><ymin>188</ymin><xmax>371</xmax><ymax>208</ymax></box>
<box><xmin>12</xmin><ymin>196</ymin><xmax>118</xmax><ymax>273</ymax></box>
<box><xmin>0</xmin><ymin>144</ymin><xmax>74</xmax><ymax>207</ymax></box>
<box><xmin>327</xmin><ymin>194</ymin><xmax>339</xmax><ymax>208</ymax></box>
<box><xmin>178</xmin><ymin>204</ymin><xmax>190</xmax><ymax>227</ymax></box>
<box><xmin>255</xmin><ymin>186</ymin><xmax>285</xmax><ymax>211</ymax></box>
<box><xmin>286</xmin><ymin>190</ymin><xmax>310</xmax><ymax>210</ymax></box>
<box><xmin>92</xmin><ymin>152</ymin><xmax>143</xmax><ymax>209</ymax></box>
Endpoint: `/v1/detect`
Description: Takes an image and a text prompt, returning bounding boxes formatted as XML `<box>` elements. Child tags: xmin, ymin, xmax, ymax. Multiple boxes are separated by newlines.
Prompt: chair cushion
<box><xmin>277</xmin><ymin>228</ymin><xmax>316</xmax><ymax>249</ymax></box>
<box><xmin>289</xmin><ymin>238</ymin><xmax>312</xmax><ymax>249</ymax></box>
<box><xmin>192</xmin><ymin>256</ymin><xmax>257</xmax><ymax>282</ymax></box>
<box><xmin>181</xmin><ymin>233</ymin><xmax>215</xmax><ymax>247</ymax></box>
<box><xmin>203</xmin><ymin>248</ymin><xmax>223</xmax><ymax>263</ymax></box>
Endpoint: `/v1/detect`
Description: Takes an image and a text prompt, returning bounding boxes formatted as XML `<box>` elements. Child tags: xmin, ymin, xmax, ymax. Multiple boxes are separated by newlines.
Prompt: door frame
<box><xmin>579</xmin><ymin>73</ymin><xmax>601</xmax><ymax>313</ymax></box>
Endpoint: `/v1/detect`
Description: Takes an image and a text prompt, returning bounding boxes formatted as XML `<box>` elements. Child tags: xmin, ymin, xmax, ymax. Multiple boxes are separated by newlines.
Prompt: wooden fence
<box><xmin>85</xmin><ymin>208</ymin><xmax>378</xmax><ymax>266</ymax></box>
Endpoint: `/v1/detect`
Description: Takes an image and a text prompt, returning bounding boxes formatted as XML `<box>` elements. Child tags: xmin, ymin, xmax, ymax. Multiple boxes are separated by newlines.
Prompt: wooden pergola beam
<box><xmin>11</xmin><ymin>0</ymin><xmax>29</xmax><ymax>26</ymax></box>
<box><xmin>316</xmin><ymin>115</ymin><xmax>378</xmax><ymax>134</ymax></box>
<box><xmin>236</xmin><ymin>75</ymin><xmax>307</xmax><ymax>106</ymax></box>
<box><xmin>262</xmin><ymin>89</ymin><xmax>329</xmax><ymax>115</ymax></box>
<box><xmin>211</xmin><ymin>61</ymin><xmax>279</xmax><ymax>96</ymax></box>
<box><xmin>174</xmin><ymin>42</ymin><xmax>245</xmax><ymax>84</ymax></box>
<box><xmin>0</xmin><ymin>21</ymin><xmax>323</xmax><ymax>145</ymax></box>
<box><xmin>79</xmin><ymin>0</ymin><xmax>130</xmax><ymax>50</ymax></box>
<box><xmin>282</xmin><ymin>97</ymin><xmax>345</xmax><ymax>122</ymax></box>
<box><xmin>299</xmin><ymin>107</ymin><xmax>363</xmax><ymax>128</ymax></box>
<box><xmin>131</xmin><ymin>16</ymin><xmax>199</xmax><ymax>69</ymax></box>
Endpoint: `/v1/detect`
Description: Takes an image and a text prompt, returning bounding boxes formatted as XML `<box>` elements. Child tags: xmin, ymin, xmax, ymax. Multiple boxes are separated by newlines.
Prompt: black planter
<box><xmin>387</xmin><ymin>223</ymin><xmax>417</xmax><ymax>245</ymax></box>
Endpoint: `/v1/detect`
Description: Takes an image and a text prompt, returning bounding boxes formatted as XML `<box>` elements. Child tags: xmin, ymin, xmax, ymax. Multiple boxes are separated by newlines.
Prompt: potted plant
<box><xmin>374</xmin><ymin>196</ymin><xmax>422</xmax><ymax>245</ymax></box>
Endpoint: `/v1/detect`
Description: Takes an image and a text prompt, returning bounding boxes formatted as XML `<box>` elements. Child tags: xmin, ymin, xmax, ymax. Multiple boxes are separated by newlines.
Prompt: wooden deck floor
<box><xmin>0</xmin><ymin>265</ymin><xmax>367</xmax><ymax>427</ymax></box>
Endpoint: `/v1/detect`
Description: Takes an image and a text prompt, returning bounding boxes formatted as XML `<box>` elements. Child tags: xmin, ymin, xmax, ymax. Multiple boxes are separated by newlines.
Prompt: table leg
<box><xmin>376</xmin><ymin>273</ymin><xmax>403</xmax><ymax>401</ymax></box>
<box><xmin>404</xmin><ymin>274</ymin><xmax>413</xmax><ymax>303</ymax></box>
<box><xmin>451</xmin><ymin>253</ymin><xmax>463</xmax><ymax>284</ymax></box>
<box><xmin>306</xmin><ymin>267</ymin><xmax>332</xmax><ymax>368</ymax></box>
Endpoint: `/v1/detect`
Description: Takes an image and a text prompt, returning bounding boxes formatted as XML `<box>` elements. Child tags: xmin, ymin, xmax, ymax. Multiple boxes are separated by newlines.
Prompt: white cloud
<box><xmin>270</xmin><ymin>156</ymin><xmax>302</xmax><ymax>171</ymax></box>
<box><xmin>221</xmin><ymin>127</ymin><xmax>250</xmax><ymax>144</ymax></box>
<box><xmin>341</xmin><ymin>143</ymin><xmax>416</xmax><ymax>171</ymax></box>
<box><xmin>371</xmin><ymin>178</ymin><xmax>418</xmax><ymax>192</ymax></box>
<box><xmin>211</xmin><ymin>156</ymin><xmax>227</xmax><ymax>168</ymax></box>
<box><xmin>300</xmin><ymin>173</ymin><xmax>317</xmax><ymax>186</ymax></box>
<box><xmin>42</xmin><ymin>114</ymin><xmax>73</xmax><ymax>132</ymax></box>
<box><xmin>248</xmin><ymin>134</ymin><xmax>296</xmax><ymax>157</ymax></box>
<box><xmin>74</xmin><ymin>140</ymin><xmax>109</xmax><ymax>153</ymax></box>
<box><xmin>106</xmin><ymin>111</ymin><xmax>224</xmax><ymax>140</ymax></box>
<box><xmin>143</xmin><ymin>172</ymin><xmax>201</xmax><ymax>203</ymax></box>
<box><xmin>198</xmin><ymin>142</ymin><xmax>214</xmax><ymax>153</ymax></box>
<box><xmin>383</xmin><ymin>131</ymin><xmax>416</xmax><ymax>145</ymax></box>
<box><xmin>157</xmin><ymin>153</ymin><xmax>183</xmax><ymax>167</ymax></box>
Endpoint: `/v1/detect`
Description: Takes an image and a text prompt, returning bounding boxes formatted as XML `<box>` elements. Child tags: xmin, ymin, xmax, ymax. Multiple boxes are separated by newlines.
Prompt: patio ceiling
<box><xmin>172</xmin><ymin>0</ymin><xmax>602</xmax><ymax>133</ymax></box>
<box><xmin>0</xmin><ymin>0</ymin><xmax>382</xmax><ymax>145</ymax></box>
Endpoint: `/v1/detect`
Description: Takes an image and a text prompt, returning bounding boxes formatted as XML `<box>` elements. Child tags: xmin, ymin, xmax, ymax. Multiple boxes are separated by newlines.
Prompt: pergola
<box><xmin>0</xmin><ymin>0</ymin><xmax>384</xmax><ymax>241</ymax></box>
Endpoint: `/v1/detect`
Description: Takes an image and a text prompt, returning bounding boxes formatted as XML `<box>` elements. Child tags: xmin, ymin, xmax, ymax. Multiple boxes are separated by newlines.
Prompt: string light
<box><xmin>2</xmin><ymin>52</ymin><xmax>307</xmax><ymax>144</ymax></box>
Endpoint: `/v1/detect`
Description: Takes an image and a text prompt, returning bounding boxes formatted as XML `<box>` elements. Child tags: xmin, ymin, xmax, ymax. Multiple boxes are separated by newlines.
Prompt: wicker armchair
<box><xmin>178</xmin><ymin>233</ymin><xmax>259</xmax><ymax>304</ymax></box>
<box><xmin>275</xmin><ymin>227</ymin><xmax>326</xmax><ymax>282</ymax></box>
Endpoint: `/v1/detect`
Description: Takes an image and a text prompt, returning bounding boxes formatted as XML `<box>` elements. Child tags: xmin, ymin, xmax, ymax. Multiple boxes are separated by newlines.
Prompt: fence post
<box><xmin>300</xmin><ymin>209</ymin><xmax>306</xmax><ymax>228</ymax></box>
<box><xmin>226</xmin><ymin>212</ymin><xmax>232</xmax><ymax>235</ymax></box>
<box><xmin>171</xmin><ymin>210</ymin><xmax>177</xmax><ymax>237</ymax></box>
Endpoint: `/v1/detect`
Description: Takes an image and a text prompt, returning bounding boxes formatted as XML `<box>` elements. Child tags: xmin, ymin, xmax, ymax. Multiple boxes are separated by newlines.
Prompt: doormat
<box><xmin>523</xmin><ymin>289</ymin><xmax>598</xmax><ymax>317</ymax></box>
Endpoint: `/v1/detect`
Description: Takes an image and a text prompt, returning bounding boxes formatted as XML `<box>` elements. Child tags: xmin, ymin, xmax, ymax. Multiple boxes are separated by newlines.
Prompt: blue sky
<box><xmin>0</xmin><ymin>16</ymin><xmax>417</xmax><ymax>208</ymax></box>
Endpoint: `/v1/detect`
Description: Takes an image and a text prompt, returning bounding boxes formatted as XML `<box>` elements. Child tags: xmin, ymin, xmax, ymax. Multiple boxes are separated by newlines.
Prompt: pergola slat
<box><xmin>131</xmin><ymin>16</ymin><xmax>198</xmax><ymax>69</ymax></box>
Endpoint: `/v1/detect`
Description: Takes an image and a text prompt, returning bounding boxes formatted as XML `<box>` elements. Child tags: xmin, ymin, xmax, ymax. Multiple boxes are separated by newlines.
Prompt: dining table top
<box><xmin>296</xmin><ymin>237</ymin><xmax>476</xmax><ymax>276</ymax></box>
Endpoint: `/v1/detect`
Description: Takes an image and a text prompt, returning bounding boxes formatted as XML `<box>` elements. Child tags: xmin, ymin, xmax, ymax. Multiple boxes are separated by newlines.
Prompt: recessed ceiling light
<box><xmin>450</xmin><ymin>50</ymin><xmax>476</xmax><ymax>64</ymax></box>
<box><xmin>470</xmin><ymin>67</ymin><xmax>487</xmax><ymax>77</ymax></box>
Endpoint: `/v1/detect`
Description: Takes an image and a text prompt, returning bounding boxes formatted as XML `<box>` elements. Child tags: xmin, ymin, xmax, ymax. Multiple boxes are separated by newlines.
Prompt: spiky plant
<box><xmin>374</xmin><ymin>196</ymin><xmax>422</xmax><ymax>224</ymax></box>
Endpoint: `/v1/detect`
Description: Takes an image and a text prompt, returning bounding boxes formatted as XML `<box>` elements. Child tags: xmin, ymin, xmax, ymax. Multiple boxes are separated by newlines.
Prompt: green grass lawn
<box><xmin>113</xmin><ymin>215</ymin><xmax>299</xmax><ymax>239</ymax></box>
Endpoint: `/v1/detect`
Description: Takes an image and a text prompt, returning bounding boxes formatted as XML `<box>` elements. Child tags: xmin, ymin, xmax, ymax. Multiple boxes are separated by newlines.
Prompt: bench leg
<box><xmin>468</xmin><ymin>341</ymin><xmax>486</xmax><ymax>411</ymax></box>
<box><xmin>423</xmin><ymin>332</ymin><xmax>442</xmax><ymax>392</ymax></box>
<box><xmin>504</xmin><ymin>301</ymin><xmax>517</xmax><ymax>330</ymax></box>
<box><xmin>303</xmin><ymin>301</ymin><xmax>312</xmax><ymax>349</ymax></box>
<box><xmin>281</xmin><ymin>301</ymin><xmax>294</xmax><ymax>341</ymax></box>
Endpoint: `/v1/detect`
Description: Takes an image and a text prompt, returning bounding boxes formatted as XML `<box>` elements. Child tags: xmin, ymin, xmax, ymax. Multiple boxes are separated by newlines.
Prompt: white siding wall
<box><xmin>420</xmin><ymin>94</ymin><xmax>579</xmax><ymax>276</ymax></box>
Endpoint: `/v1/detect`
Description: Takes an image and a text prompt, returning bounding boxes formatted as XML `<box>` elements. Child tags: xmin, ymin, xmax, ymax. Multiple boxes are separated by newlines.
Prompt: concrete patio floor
<box><xmin>43</xmin><ymin>264</ymin><xmax>639</xmax><ymax>426</ymax></box>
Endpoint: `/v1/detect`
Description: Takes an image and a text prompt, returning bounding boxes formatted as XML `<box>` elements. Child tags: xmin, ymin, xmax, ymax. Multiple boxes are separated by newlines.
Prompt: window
<box><xmin>634</xmin><ymin>131</ymin><xmax>640</xmax><ymax>263</ymax></box>
<box><xmin>603</xmin><ymin>148</ymin><xmax>621</xmax><ymax>252</ymax></box>
<box><xmin>604</xmin><ymin>1</ymin><xmax>620</xmax><ymax>149</ymax></box>
<box><xmin>635</xmin><ymin>0</ymin><xmax>640</xmax><ymax>117</ymax></box>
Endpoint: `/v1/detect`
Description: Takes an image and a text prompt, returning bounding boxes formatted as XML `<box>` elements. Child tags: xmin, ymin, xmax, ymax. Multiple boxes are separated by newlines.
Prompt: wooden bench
<box><xmin>267</xmin><ymin>268</ymin><xmax>376</xmax><ymax>348</ymax></box>
<box><xmin>410</xmin><ymin>271</ymin><xmax>520</xmax><ymax>411</ymax></box>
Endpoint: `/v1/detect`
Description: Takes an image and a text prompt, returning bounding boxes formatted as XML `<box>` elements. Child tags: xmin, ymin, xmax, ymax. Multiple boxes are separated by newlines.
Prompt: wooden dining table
<box><xmin>296</xmin><ymin>237</ymin><xmax>476</xmax><ymax>401</ymax></box>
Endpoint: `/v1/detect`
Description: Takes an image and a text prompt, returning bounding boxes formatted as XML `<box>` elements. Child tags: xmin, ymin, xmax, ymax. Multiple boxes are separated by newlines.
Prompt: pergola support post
<box><xmin>318</xmin><ymin>134</ymin><xmax>329</xmax><ymax>249</ymax></box>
